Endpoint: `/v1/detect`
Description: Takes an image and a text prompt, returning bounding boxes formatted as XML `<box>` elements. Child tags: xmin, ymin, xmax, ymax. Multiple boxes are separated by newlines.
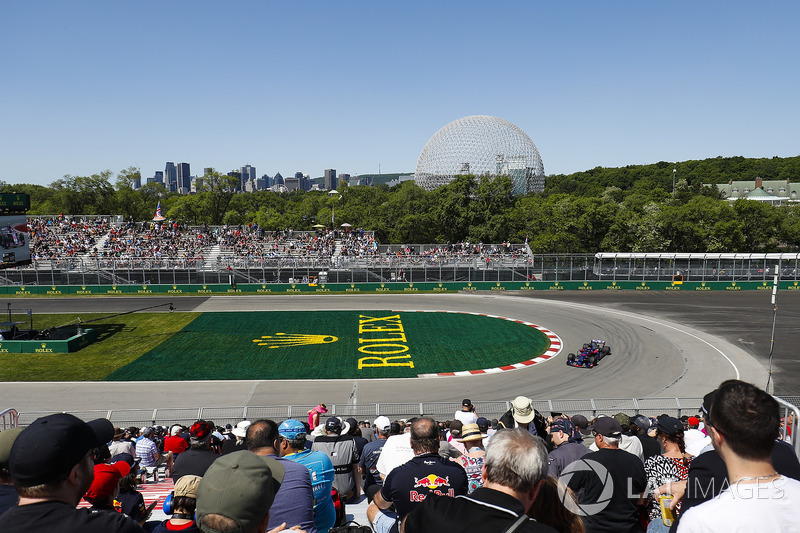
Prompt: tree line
<box><xmin>5</xmin><ymin>155</ymin><xmax>800</xmax><ymax>253</ymax></box>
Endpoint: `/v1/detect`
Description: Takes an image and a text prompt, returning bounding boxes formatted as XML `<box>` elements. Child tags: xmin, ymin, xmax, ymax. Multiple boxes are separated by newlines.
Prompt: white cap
<box><xmin>374</xmin><ymin>416</ymin><xmax>391</xmax><ymax>431</ymax></box>
<box><xmin>232</xmin><ymin>420</ymin><xmax>252</xmax><ymax>438</ymax></box>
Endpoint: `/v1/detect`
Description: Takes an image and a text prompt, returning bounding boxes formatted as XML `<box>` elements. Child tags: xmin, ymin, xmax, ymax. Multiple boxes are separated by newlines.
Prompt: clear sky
<box><xmin>2</xmin><ymin>1</ymin><xmax>798</xmax><ymax>186</ymax></box>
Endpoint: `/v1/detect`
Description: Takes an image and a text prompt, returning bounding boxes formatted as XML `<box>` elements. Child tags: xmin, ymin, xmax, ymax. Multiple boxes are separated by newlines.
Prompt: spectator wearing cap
<box><xmin>642</xmin><ymin>417</ymin><xmax>691</xmax><ymax>533</ymax></box>
<box><xmin>403</xmin><ymin>428</ymin><xmax>557</xmax><ymax>533</ymax></box>
<box><xmin>677</xmin><ymin>380</ymin><xmax>800</xmax><ymax>532</ymax></box>
<box><xmin>547</xmin><ymin>418</ymin><xmax>589</xmax><ymax>478</ymax></box>
<box><xmin>376</xmin><ymin>418</ymin><xmax>416</xmax><ymax>479</ymax></box>
<box><xmin>279</xmin><ymin>419</ymin><xmax>336</xmax><ymax>533</ymax></box>
<box><xmin>222</xmin><ymin>420</ymin><xmax>251</xmax><ymax>455</ymax></box>
<box><xmin>172</xmin><ymin>421</ymin><xmax>220</xmax><ymax>482</ymax></box>
<box><xmin>458</xmin><ymin>423</ymin><xmax>487</xmax><ymax>494</ymax></box>
<box><xmin>135</xmin><ymin>427</ymin><xmax>172</xmax><ymax>478</ymax></box>
<box><xmin>499</xmin><ymin>396</ymin><xmax>547</xmax><ymax>437</ymax></box>
<box><xmin>369</xmin><ymin>418</ymin><xmax>468</xmax><ymax>533</ymax></box>
<box><xmin>588</xmin><ymin>414</ymin><xmax>644</xmax><ymax>462</ymax></box>
<box><xmin>454</xmin><ymin>398</ymin><xmax>479</xmax><ymax>426</ymax></box>
<box><xmin>475</xmin><ymin>416</ymin><xmax>492</xmax><ymax>447</ymax></box>
<box><xmin>196</xmin><ymin>450</ymin><xmax>290</xmax><ymax>533</ymax></box>
<box><xmin>245</xmin><ymin>419</ymin><xmax>317</xmax><ymax>533</ymax></box>
<box><xmin>109</xmin><ymin>427</ymin><xmax>136</xmax><ymax>459</ymax></box>
<box><xmin>344</xmin><ymin>417</ymin><xmax>368</xmax><ymax>458</ymax></box>
<box><xmin>164</xmin><ymin>425</ymin><xmax>189</xmax><ymax>460</ymax></box>
<box><xmin>682</xmin><ymin>417</ymin><xmax>709</xmax><ymax>458</ymax></box>
<box><xmin>151</xmin><ymin>474</ymin><xmax>202</xmax><ymax>533</ymax></box>
<box><xmin>447</xmin><ymin>420</ymin><xmax>468</xmax><ymax>455</ymax></box>
<box><xmin>0</xmin><ymin>427</ymin><xmax>23</xmax><ymax>515</ymax></box>
<box><xmin>83</xmin><ymin>460</ymin><xmax>131</xmax><ymax>513</ymax></box>
<box><xmin>311</xmin><ymin>417</ymin><xmax>361</xmax><ymax>504</ymax></box>
<box><xmin>631</xmin><ymin>415</ymin><xmax>661</xmax><ymax>461</ymax></box>
<box><xmin>0</xmin><ymin>413</ymin><xmax>144</xmax><ymax>532</ymax></box>
<box><xmin>566</xmin><ymin>416</ymin><xmax>647</xmax><ymax>533</ymax></box>
<box><xmin>113</xmin><ymin>453</ymin><xmax>151</xmax><ymax>526</ymax></box>
<box><xmin>360</xmin><ymin>416</ymin><xmax>391</xmax><ymax>502</ymax></box>
<box><xmin>571</xmin><ymin>414</ymin><xmax>591</xmax><ymax>440</ymax></box>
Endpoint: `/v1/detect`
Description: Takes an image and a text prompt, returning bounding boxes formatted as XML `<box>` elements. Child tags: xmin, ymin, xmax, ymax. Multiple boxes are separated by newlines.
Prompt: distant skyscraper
<box><xmin>262</xmin><ymin>174</ymin><xmax>273</xmax><ymax>188</ymax></box>
<box><xmin>165</xmin><ymin>162</ymin><xmax>177</xmax><ymax>192</ymax></box>
<box><xmin>274</xmin><ymin>172</ymin><xmax>284</xmax><ymax>186</ymax></box>
<box><xmin>177</xmin><ymin>163</ymin><xmax>191</xmax><ymax>190</ymax></box>
<box><xmin>241</xmin><ymin>165</ymin><xmax>256</xmax><ymax>191</ymax></box>
<box><xmin>301</xmin><ymin>174</ymin><xmax>311</xmax><ymax>191</ymax></box>
<box><xmin>339</xmin><ymin>173</ymin><xmax>351</xmax><ymax>187</ymax></box>
<box><xmin>285</xmin><ymin>177</ymin><xmax>300</xmax><ymax>191</ymax></box>
<box><xmin>133</xmin><ymin>175</ymin><xmax>142</xmax><ymax>189</ymax></box>
<box><xmin>324</xmin><ymin>169</ymin><xmax>337</xmax><ymax>190</ymax></box>
<box><xmin>154</xmin><ymin>171</ymin><xmax>164</xmax><ymax>185</ymax></box>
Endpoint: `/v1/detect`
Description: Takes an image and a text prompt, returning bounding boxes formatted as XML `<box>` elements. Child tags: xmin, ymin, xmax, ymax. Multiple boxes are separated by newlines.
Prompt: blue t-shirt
<box><xmin>359</xmin><ymin>438</ymin><xmax>387</xmax><ymax>489</ymax></box>
<box><xmin>285</xmin><ymin>448</ymin><xmax>336</xmax><ymax>533</ymax></box>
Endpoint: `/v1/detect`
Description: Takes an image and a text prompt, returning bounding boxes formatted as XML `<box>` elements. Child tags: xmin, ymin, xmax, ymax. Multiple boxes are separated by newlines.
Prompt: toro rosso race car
<box><xmin>566</xmin><ymin>339</ymin><xmax>611</xmax><ymax>368</ymax></box>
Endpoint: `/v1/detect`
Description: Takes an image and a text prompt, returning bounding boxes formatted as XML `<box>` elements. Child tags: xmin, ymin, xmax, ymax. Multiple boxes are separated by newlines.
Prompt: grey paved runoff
<box><xmin>3</xmin><ymin>290</ymin><xmax>795</xmax><ymax>413</ymax></box>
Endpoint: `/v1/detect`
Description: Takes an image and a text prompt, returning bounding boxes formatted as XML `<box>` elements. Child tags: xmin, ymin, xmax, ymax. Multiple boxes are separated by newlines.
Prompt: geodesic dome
<box><xmin>414</xmin><ymin>115</ymin><xmax>545</xmax><ymax>195</ymax></box>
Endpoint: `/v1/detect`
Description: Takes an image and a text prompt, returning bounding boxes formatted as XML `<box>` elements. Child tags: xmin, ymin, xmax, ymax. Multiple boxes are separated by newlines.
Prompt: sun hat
<box><xmin>458</xmin><ymin>423</ymin><xmax>485</xmax><ymax>442</ymax></box>
<box><xmin>231</xmin><ymin>420</ymin><xmax>252</xmax><ymax>439</ymax></box>
<box><xmin>511</xmin><ymin>396</ymin><xmax>536</xmax><ymax>424</ymax></box>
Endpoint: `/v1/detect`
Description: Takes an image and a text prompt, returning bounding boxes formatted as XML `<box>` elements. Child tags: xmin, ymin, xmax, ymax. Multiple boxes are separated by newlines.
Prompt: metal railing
<box><xmin>0</xmin><ymin>408</ymin><xmax>18</xmax><ymax>430</ymax></box>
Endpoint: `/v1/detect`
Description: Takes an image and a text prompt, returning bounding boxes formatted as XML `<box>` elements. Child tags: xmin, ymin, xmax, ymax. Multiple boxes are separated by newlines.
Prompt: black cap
<box><xmin>656</xmin><ymin>416</ymin><xmax>684</xmax><ymax>436</ymax></box>
<box><xmin>462</xmin><ymin>399</ymin><xmax>472</xmax><ymax>407</ymax></box>
<box><xmin>588</xmin><ymin>417</ymin><xmax>623</xmax><ymax>437</ymax></box>
<box><xmin>701</xmin><ymin>389</ymin><xmax>718</xmax><ymax>421</ymax></box>
<box><xmin>10</xmin><ymin>413</ymin><xmax>114</xmax><ymax>487</ymax></box>
<box><xmin>325</xmin><ymin>417</ymin><xmax>342</xmax><ymax>433</ymax></box>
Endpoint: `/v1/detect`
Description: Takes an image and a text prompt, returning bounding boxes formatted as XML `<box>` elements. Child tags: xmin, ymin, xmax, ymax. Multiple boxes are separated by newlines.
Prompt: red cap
<box><xmin>688</xmin><ymin>416</ymin><xmax>700</xmax><ymax>427</ymax></box>
<box><xmin>190</xmin><ymin>421</ymin><xmax>213</xmax><ymax>439</ymax></box>
<box><xmin>84</xmin><ymin>461</ymin><xmax>130</xmax><ymax>503</ymax></box>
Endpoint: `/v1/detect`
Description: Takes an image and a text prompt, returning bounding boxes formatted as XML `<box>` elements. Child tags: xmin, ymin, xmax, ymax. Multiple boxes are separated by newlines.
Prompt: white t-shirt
<box><xmin>376</xmin><ymin>433</ymin><xmax>413</xmax><ymax>477</ymax></box>
<box><xmin>454</xmin><ymin>410</ymin><xmax>478</xmax><ymax>426</ymax></box>
<box><xmin>678</xmin><ymin>476</ymin><xmax>800</xmax><ymax>532</ymax></box>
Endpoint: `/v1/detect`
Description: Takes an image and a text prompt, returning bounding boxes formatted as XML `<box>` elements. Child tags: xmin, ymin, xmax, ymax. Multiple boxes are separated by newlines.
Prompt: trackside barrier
<box><xmin>776</xmin><ymin>397</ymin><xmax>800</xmax><ymax>457</ymax></box>
<box><xmin>0</xmin><ymin>280</ymin><xmax>793</xmax><ymax>296</ymax></box>
<box><xmin>0</xmin><ymin>408</ymin><xmax>18</xmax><ymax>430</ymax></box>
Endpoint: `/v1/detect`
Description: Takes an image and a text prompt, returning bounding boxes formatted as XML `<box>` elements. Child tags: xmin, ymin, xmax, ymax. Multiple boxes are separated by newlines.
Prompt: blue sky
<box><xmin>2</xmin><ymin>1</ymin><xmax>798</xmax><ymax>186</ymax></box>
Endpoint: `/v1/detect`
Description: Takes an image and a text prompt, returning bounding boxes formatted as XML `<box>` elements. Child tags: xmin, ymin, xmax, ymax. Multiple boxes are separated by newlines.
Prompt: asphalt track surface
<box><xmin>6</xmin><ymin>291</ymin><xmax>800</xmax><ymax>413</ymax></box>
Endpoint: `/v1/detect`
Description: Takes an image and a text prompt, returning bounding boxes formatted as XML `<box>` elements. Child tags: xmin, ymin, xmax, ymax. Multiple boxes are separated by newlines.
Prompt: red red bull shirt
<box><xmin>380</xmin><ymin>452</ymin><xmax>468</xmax><ymax>527</ymax></box>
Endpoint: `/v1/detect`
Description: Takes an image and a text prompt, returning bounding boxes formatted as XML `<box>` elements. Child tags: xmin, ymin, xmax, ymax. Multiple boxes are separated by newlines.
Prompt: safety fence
<box><xmin>0</xmin><ymin>280</ymin><xmax>796</xmax><ymax>296</ymax></box>
<box><xmin>12</xmin><ymin>397</ymin><xmax>799</xmax><ymax>456</ymax></box>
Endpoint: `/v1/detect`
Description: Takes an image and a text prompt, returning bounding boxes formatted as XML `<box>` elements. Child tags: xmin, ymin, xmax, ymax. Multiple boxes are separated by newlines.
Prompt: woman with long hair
<box><xmin>644</xmin><ymin>416</ymin><xmax>692</xmax><ymax>533</ymax></box>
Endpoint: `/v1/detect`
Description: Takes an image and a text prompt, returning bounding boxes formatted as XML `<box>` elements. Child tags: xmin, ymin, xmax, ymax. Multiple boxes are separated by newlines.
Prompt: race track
<box><xmin>1</xmin><ymin>291</ymin><xmax>780</xmax><ymax>413</ymax></box>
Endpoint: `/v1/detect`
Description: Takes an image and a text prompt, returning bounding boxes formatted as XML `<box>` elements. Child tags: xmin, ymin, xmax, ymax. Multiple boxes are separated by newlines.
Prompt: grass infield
<box><xmin>0</xmin><ymin>311</ymin><xmax>550</xmax><ymax>381</ymax></box>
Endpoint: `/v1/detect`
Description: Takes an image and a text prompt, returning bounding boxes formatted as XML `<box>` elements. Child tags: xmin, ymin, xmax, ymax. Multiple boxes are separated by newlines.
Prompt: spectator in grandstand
<box><xmin>83</xmin><ymin>460</ymin><xmax>131</xmax><ymax>513</ymax></box>
<box><xmin>631</xmin><ymin>415</ymin><xmax>661</xmax><ymax>461</ymax></box>
<box><xmin>588</xmin><ymin>414</ymin><xmax>644</xmax><ymax>462</ymax></box>
<box><xmin>360</xmin><ymin>420</ymin><xmax>376</xmax><ymax>443</ymax></box>
<box><xmin>447</xmin><ymin>420</ymin><xmax>468</xmax><ymax>455</ymax></box>
<box><xmin>163</xmin><ymin>425</ymin><xmax>189</xmax><ymax>463</ymax></box>
<box><xmin>360</xmin><ymin>416</ymin><xmax>391</xmax><ymax>502</ymax></box>
<box><xmin>403</xmin><ymin>428</ymin><xmax>556</xmax><ymax>533</ymax></box>
<box><xmin>311</xmin><ymin>417</ymin><xmax>361</xmax><ymax>504</ymax></box>
<box><xmin>344</xmin><ymin>417</ymin><xmax>368</xmax><ymax>457</ymax></box>
<box><xmin>308</xmin><ymin>404</ymin><xmax>327</xmax><ymax>430</ymax></box>
<box><xmin>0</xmin><ymin>413</ymin><xmax>144</xmax><ymax>532</ymax></box>
<box><xmin>222</xmin><ymin>420</ymin><xmax>251</xmax><ymax>455</ymax></box>
<box><xmin>547</xmin><ymin>418</ymin><xmax>589</xmax><ymax>478</ymax></box>
<box><xmin>369</xmin><ymin>418</ymin><xmax>468</xmax><ymax>533</ymax></box>
<box><xmin>136</xmin><ymin>427</ymin><xmax>172</xmax><ymax>480</ymax></box>
<box><xmin>112</xmin><ymin>453</ymin><xmax>151</xmax><ymax>527</ymax></box>
<box><xmin>196</xmin><ymin>450</ymin><xmax>289</xmax><ymax>533</ymax></box>
<box><xmin>172</xmin><ymin>421</ymin><xmax>219</xmax><ymax>482</ymax></box>
<box><xmin>458</xmin><ymin>422</ymin><xmax>487</xmax><ymax>493</ymax></box>
<box><xmin>109</xmin><ymin>427</ymin><xmax>136</xmax><ymax>459</ymax></box>
<box><xmin>682</xmin><ymin>416</ymin><xmax>710</xmax><ymax>458</ymax></box>
<box><xmin>571</xmin><ymin>414</ymin><xmax>591</xmax><ymax>439</ymax></box>
<box><xmin>476</xmin><ymin>417</ymin><xmax>492</xmax><ymax>447</ymax></box>
<box><xmin>499</xmin><ymin>396</ymin><xmax>547</xmax><ymax>437</ymax></box>
<box><xmin>245</xmin><ymin>419</ymin><xmax>316</xmax><ymax>533</ymax></box>
<box><xmin>528</xmin><ymin>476</ymin><xmax>584</xmax><ymax>533</ymax></box>
<box><xmin>278</xmin><ymin>419</ymin><xmax>336</xmax><ymax>533</ymax></box>
<box><xmin>677</xmin><ymin>380</ymin><xmax>800</xmax><ymax>532</ymax></box>
<box><xmin>0</xmin><ymin>427</ymin><xmax>22</xmax><ymax>516</ymax></box>
<box><xmin>454</xmin><ymin>398</ymin><xmax>479</xmax><ymax>426</ymax></box>
<box><xmin>151</xmin><ymin>475</ymin><xmax>202</xmax><ymax>533</ymax></box>
<box><xmin>565</xmin><ymin>416</ymin><xmax>647</xmax><ymax>533</ymax></box>
<box><xmin>643</xmin><ymin>417</ymin><xmax>691</xmax><ymax>533</ymax></box>
<box><xmin>376</xmin><ymin>419</ymin><xmax>416</xmax><ymax>478</ymax></box>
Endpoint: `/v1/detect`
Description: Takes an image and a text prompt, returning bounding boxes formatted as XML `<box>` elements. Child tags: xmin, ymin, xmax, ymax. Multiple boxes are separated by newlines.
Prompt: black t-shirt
<box><xmin>172</xmin><ymin>448</ymin><xmax>220</xmax><ymax>481</ymax></box>
<box><xmin>359</xmin><ymin>438</ymin><xmax>387</xmax><ymax>489</ymax></box>
<box><xmin>381</xmin><ymin>452</ymin><xmax>468</xmax><ymax>522</ymax></box>
<box><xmin>565</xmin><ymin>448</ymin><xmax>647</xmax><ymax>533</ymax></box>
<box><xmin>636</xmin><ymin>434</ymin><xmax>662</xmax><ymax>461</ymax></box>
<box><xmin>404</xmin><ymin>487</ymin><xmax>558</xmax><ymax>533</ymax></box>
<box><xmin>0</xmin><ymin>500</ymin><xmax>145</xmax><ymax>533</ymax></box>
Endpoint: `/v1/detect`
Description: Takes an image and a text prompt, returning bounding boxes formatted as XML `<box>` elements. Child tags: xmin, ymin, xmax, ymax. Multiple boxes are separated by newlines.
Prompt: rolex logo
<box><xmin>252</xmin><ymin>333</ymin><xmax>338</xmax><ymax>348</ymax></box>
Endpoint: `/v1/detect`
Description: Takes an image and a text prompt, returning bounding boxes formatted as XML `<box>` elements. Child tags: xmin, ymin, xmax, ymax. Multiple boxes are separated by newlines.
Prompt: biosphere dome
<box><xmin>414</xmin><ymin>115</ymin><xmax>545</xmax><ymax>195</ymax></box>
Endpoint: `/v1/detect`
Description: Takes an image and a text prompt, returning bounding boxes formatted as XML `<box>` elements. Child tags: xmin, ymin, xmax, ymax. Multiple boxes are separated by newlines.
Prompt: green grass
<box><xmin>0</xmin><ymin>313</ymin><xmax>198</xmax><ymax>381</ymax></box>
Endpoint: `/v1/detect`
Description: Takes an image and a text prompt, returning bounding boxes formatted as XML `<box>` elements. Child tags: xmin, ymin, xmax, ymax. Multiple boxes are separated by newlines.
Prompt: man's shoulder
<box><xmin>0</xmin><ymin>502</ymin><xmax>144</xmax><ymax>532</ymax></box>
<box><xmin>363</xmin><ymin>439</ymin><xmax>386</xmax><ymax>453</ymax></box>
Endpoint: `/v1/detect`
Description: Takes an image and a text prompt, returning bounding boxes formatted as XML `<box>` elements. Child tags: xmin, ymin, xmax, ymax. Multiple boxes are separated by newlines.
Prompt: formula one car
<box><xmin>566</xmin><ymin>339</ymin><xmax>611</xmax><ymax>368</ymax></box>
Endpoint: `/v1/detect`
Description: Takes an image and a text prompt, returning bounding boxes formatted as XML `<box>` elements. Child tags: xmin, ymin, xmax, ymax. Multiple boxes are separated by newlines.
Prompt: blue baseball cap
<box><xmin>278</xmin><ymin>419</ymin><xmax>307</xmax><ymax>440</ymax></box>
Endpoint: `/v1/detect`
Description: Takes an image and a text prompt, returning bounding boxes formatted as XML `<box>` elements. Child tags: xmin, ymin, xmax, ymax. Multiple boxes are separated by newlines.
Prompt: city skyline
<box><xmin>2</xmin><ymin>2</ymin><xmax>799</xmax><ymax>187</ymax></box>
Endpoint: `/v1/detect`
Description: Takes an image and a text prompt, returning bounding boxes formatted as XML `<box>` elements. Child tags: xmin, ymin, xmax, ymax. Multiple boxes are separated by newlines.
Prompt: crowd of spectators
<box><xmin>2</xmin><ymin>380</ymin><xmax>795</xmax><ymax>532</ymax></box>
<box><xmin>29</xmin><ymin>216</ymin><xmax>111</xmax><ymax>260</ymax></box>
